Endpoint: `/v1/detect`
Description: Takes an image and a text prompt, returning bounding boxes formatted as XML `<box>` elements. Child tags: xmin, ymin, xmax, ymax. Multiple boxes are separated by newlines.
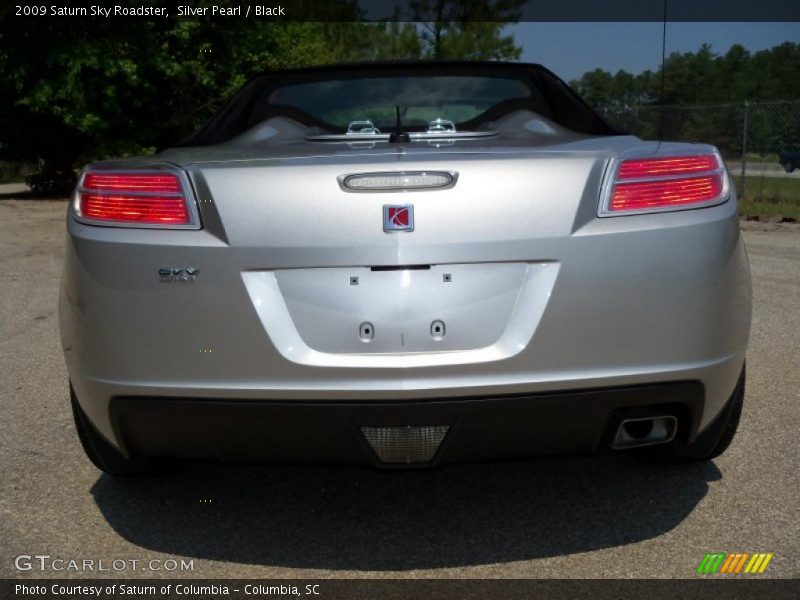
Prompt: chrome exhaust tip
<box><xmin>612</xmin><ymin>416</ymin><xmax>678</xmax><ymax>450</ymax></box>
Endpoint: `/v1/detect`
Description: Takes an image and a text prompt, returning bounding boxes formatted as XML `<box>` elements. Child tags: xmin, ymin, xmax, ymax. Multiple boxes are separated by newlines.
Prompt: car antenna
<box><xmin>389</xmin><ymin>106</ymin><xmax>410</xmax><ymax>144</ymax></box>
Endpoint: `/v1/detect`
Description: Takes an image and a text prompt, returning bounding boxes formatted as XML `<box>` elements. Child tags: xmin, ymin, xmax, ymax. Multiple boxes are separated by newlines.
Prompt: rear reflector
<box><xmin>604</xmin><ymin>153</ymin><xmax>727</xmax><ymax>215</ymax></box>
<box><xmin>77</xmin><ymin>171</ymin><xmax>194</xmax><ymax>226</ymax></box>
<box><xmin>361</xmin><ymin>425</ymin><xmax>449</xmax><ymax>464</ymax></box>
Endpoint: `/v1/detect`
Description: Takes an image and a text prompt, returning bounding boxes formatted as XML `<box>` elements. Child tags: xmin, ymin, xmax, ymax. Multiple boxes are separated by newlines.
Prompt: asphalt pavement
<box><xmin>1</xmin><ymin>199</ymin><xmax>798</xmax><ymax>579</ymax></box>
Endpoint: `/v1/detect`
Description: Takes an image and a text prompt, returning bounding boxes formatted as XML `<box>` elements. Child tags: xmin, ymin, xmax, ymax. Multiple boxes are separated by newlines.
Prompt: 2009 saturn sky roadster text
<box><xmin>60</xmin><ymin>61</ymin><xmax>751</xmax><ymax>475</ymax></box>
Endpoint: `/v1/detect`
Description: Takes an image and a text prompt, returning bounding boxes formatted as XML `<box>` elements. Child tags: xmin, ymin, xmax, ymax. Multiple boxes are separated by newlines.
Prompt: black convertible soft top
<box><xmin>179</xmin><ymin>61</ymin><xmax>620</xmax><ymax>146</ymax></box>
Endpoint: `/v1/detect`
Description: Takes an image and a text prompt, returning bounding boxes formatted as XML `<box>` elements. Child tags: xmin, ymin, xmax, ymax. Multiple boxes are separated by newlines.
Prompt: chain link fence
<box><xmin>602</xmin><ymin>100</ymin><xmax>800</xmax><ymax>215</ymax></box>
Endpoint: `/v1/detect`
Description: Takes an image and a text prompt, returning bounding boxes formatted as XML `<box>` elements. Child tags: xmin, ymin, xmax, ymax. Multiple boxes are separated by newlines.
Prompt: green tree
<box><xmin>0</xmin><ymin>1</ymin><xmax>523</xmax><ymax>193</ymax></box>
<box><xmin>409</xmin><ymin>0</ymin><xmax>523</xmax><ymax>60</ymax></box>
<box><xmin>316</xmin><ymin>21</ymin><xmax>423</xmax><ymax>62</ymax></box>
<box><xmin>572</xmin><ymin>41</ymin><xmax>800</xmax><ymax>109</ymax></box>
<box><xmin>570</xmin><ymin>41</ymin><xmax>800</xmax><ymax>150</ymax></box>
<box><xmin>0</xmin><ymin>17</ymin><xmax>358</xmax><ymax>191</ymax></box>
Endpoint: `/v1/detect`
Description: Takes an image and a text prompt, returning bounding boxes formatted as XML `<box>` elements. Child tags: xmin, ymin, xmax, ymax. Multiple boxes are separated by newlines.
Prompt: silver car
<box><xmin>60</xmin><ymin>62</ymin><xmax>751</xmax><ymax>475</ymax></box>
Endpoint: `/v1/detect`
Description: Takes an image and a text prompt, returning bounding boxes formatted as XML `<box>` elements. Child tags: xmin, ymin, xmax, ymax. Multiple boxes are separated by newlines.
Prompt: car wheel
<box><xmin>70</xmin><ymin>384</ymin><xmax>183</xmax><ymax>476</ymax></box>
<box><xmin>636</xmin><ymin>365</ymin><xmax>745</xmax><ymax>463</ymax></box>
<box><xmin>783</xmin><ymin>163</ymin><xmax>796</xmax><ymax>173</ymax></box>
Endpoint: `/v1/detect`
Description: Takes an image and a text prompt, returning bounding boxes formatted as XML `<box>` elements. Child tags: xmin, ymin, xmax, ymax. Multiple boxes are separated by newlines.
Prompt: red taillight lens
<box><xmin>77</xmin><ymin>171</ymin><xmax>193</xmax><ymax>226</ymax></box>
<box><xmin>82</xmin><ymin>172</ymin><xmax>182</xmax><ymax>193</ymax></box>
<box><xmin>606</xmin><ymin>154</ymin><xmax>727</xmax><ymax>215</ymax></box>
<box><xmin>610</xmin><ymin>176</ymin><xmax>723</xmax><ymax>211</ymax></box>
<box><xmin>616</xmin><ymin>155</ymin><xmax>719</xmax><ymax>179</ymax></box>
<box><xmin>80</xmin><ymin>194</ymin><xmax>189</xmax><ymax>223</ymax></box>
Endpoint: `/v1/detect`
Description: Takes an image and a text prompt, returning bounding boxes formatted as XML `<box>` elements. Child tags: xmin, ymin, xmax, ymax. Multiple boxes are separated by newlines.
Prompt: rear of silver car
<box><xmin>60</xmin><ymin>147</ymin><xmax>749</xmax><ymax>470</ymax></box>
<box><xmin>60</xmin><ymin>64</ymin><xmax>750</xmax><ymax>473</ymax></box>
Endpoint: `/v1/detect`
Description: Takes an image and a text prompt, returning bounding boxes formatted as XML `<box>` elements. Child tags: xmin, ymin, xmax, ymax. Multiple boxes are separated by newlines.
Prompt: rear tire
<box><xmin>70</xmin><ymin>384</ymin><xmax>183</xmax><ymax>476</ymax></box>
<box><xmin>636</xmin><ymin>365</ymin><xmax>745</xmax><ymax>463</ymax></box>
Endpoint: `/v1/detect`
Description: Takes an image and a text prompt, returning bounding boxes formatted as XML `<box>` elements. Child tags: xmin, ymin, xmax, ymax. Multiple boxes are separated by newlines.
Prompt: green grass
<box><xmin>733</xmin><ymin>175</ymin><xmax>800</xmax><ymax>219</ymax></box>
<box><xmin>740</xmin><ymin>153</ymin><xmax>779</xmax><ymax>164</ymax></box>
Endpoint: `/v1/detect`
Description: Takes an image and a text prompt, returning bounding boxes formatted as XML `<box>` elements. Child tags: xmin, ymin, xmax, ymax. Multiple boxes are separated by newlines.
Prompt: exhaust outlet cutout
<box><xmin>612</xmin><ymin>416</ymin><xmax>678</xmax><ymax>450</ymax></box>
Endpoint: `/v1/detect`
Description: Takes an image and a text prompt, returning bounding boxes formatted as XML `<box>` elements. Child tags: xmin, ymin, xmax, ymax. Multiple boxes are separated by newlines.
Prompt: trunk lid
<box><xmin>183</xmin><ymin>143</ymin><xmax>612</xmax><ymax>253</ymax></box>
<box><xmin>171</xmin><ymin>137</ymin><xmax>636</xmax><ymax>366</ymax></box>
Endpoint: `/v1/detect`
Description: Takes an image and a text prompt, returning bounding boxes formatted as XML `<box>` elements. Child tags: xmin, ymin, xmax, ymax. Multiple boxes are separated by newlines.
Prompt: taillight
<box><xmin>75</xmin><ymin>170</ymin><xmax>198</xmax><ymax>227</ymax></box>
<box><xmin>602</xmin><ymin>153</ymin><xmax>728</xmax><ymax>215</ymax></box>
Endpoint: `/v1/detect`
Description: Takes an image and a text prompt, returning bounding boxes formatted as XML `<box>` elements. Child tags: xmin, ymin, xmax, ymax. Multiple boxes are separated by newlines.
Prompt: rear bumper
<box><xmin>110</xmin><ymin>382</ymin><xmax>704</xmax><ymax>467</ymax></box>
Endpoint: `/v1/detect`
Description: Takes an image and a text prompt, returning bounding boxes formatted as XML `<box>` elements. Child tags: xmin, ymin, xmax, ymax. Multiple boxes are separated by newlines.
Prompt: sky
<box><xmin>510</xmin><ymin>22</ymin><xmax>800</xmax><ymax>81</ymax></box>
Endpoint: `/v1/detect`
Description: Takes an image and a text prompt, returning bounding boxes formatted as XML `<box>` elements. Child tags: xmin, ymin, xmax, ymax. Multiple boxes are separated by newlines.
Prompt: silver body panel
<box><xmin>60</xmin><ymin>113</ymin><xmax>751</xmax><ymax>457</ymax></box>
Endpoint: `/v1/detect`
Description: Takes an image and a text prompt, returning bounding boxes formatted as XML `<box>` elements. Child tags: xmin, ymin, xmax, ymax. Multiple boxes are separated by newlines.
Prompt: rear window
<box><xmin>179</xmin><ymin>64</ymin><xmax>621</xmax><ymax>146</ymax></box>
<box><xmin>262</xmin><ymin>76</ymin><xmax>534</xmax><ymax>130</ymax></box>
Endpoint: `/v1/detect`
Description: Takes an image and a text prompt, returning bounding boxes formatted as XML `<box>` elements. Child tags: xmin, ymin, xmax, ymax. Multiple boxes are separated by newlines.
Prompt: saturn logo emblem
<box><xmin>383</xmin><ymin>205</ymin><xmax>414</xmax><ymax>232</ymax></box>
